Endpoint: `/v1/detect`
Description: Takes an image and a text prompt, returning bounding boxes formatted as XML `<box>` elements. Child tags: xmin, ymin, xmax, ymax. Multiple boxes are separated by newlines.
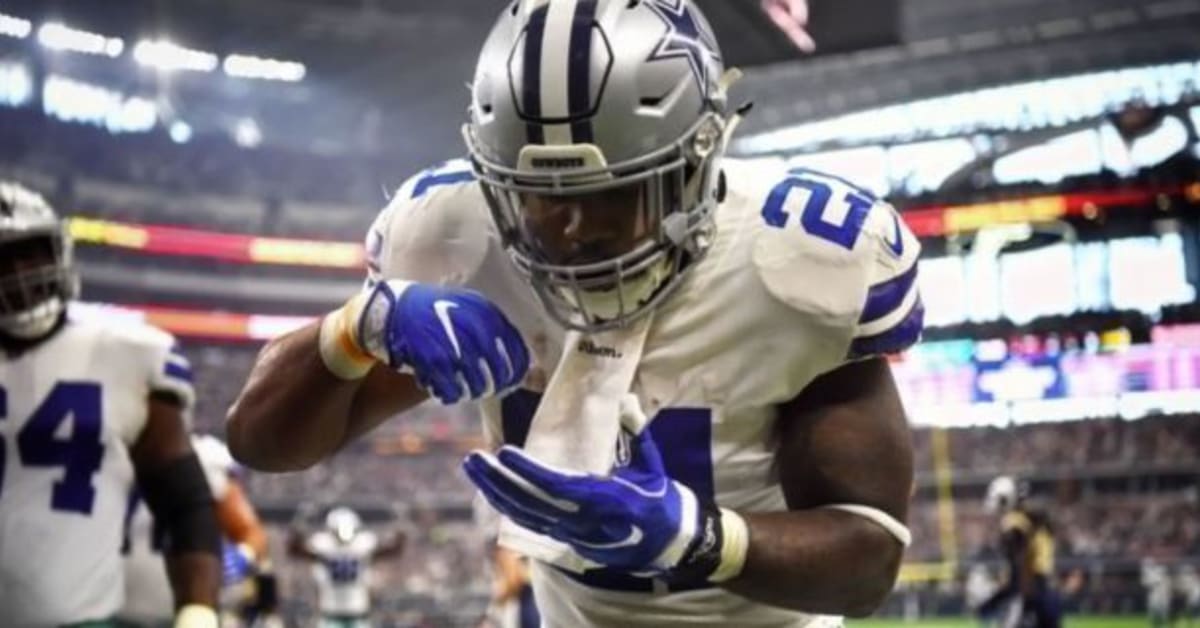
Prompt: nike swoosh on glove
<box><xmin>463</xmin><ymin>425</ymin><xmax>733</xmax><ymax>582</ymax></box>
<box><xmin>356</xmin><ymin>280</ymin><xmax>531</xmax><ymax>404</ymax></box>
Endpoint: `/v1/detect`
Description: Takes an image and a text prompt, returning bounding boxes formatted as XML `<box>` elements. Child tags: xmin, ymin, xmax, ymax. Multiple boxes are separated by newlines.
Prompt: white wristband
<box><xmin>710</xmin><ymin>507</ymin><xmax>749</xmax><ymax>583</ymax></box>
<box><xmin>317</xmin><ymin>293</ymin><xmax>376</xmax><ymax>380</ymax></box>
<box><xmin>174</xmin><ymin>604</ymin><xmax>219</xmax><ymax>628</ymax></box>
<box><xmin>822</xmin><ymin>503</ymin><xmax>912</xmax><ymax>547</ymax></box>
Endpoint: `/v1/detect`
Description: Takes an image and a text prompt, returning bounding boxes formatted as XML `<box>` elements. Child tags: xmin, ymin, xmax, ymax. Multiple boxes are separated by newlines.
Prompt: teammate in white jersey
<box><xmin>287</xmin><ymin>506</ymin><xmax>405</xmax><ymax>627</ymax></box>
<box><xmin>120</xmin><ymin>435</ymin><xmax>272</xmax><ymax>627</ymax></box>
<box><xmin>0</xmin><ymin>182</ymin><xmax>221</xmax><ymax>627</ymax></box>
<box><xmin>227</xmin><ymin>1</ymin><xmax>921</xmax><ymax>625</ymax></box>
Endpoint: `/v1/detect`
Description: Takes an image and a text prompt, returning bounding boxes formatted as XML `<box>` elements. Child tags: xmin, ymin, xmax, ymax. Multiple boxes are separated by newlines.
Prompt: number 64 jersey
<box><xmin>368</xmin><ymin>158</ymin><xmax>923</xmax><ymax>627</ymax></box>
<box><xmin>0</xmin><ymin>317</ymin><xmax>195</xmax><ymax>627</ymax></box>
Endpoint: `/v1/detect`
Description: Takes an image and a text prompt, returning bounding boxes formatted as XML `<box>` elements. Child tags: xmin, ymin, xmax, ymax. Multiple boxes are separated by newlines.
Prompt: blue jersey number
<box><xmin>761</xmin><ymin>168</ymin><xmax>875</xmax><ymax>251</ymax></box>
<box><xmin>325</xmin><ymin>558</ymin><xmax>362</xmax><ymax>583</ymax></box>
<box><xmin>0</xmin><ymin>383</ymin><xmax>105</xmax><ymax>515</ymax></box>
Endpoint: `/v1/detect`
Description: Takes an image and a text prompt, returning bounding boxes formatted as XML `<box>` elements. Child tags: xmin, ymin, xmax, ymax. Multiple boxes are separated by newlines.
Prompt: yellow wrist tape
<box><xmin>317</xmin><ymin>293</ymin><xmax>375</xmax><ymax>380</ymax></box>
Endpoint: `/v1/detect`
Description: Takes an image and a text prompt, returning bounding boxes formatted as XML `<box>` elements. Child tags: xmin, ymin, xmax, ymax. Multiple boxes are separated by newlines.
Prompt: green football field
<box><xmin>849</xmin><ymin>617</ymin><xmax>1143</xmax><ymax>628</ymax></box>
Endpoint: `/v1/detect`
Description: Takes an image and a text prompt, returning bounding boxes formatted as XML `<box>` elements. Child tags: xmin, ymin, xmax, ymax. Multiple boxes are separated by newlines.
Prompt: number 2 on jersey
<box><xmin>0</xmin><ymin>382</ymin><xmax>105</xmax><ymax>515</ymax></box>
<box><xmin>761</xmin><ymin>168</ymin><xmax>875</xmax><ymax>250</ymax></box>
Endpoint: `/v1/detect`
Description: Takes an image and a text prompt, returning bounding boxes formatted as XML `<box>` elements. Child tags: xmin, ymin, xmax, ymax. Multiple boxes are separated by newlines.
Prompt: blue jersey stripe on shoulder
<box><xmin>411</xmin><ymin>171</ymin><xmax>475</xmax><ymax>199</ymax></box>
<box><xmin>164</xmin><ymin>361</ymin><xmax>194</xmax><ymax>383</ymax></box>
<box><xmin>850</xmin><ymin>298</ymin><xmax>924</xmax><ymax>358</ymax></box>
<box><xmin>859</xmin><ymin>259</ymin><xmax>919</xmax><ymax>324</ymax></box>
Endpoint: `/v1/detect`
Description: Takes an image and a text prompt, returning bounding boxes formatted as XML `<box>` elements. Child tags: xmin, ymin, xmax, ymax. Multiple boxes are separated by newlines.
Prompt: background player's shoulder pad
<box><xmin>365</xmin><ymin>158</ymin><xmax>491</xmax><ymax>287</ymax></box>
<box><xmin>103</xmin><ymin>321</ymin><xmax>197</xmax><ymax>415</ymax></box>
<box><xmin>1002</xmin><ymin>510</ymin><xmax>1032</xmax><ymax>534</ymax></box>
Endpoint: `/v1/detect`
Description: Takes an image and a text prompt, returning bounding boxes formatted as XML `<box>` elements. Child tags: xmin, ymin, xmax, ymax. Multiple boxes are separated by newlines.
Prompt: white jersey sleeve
<box><xmin>100</xmin><ymin>322</ymin><xmax>196</xmax><ymax>443</ymax></box>
<box><xmin>364</xmin><ymin>159</ymin><xmax>491</xmax><ymax>290</ymax></box>
<box><xmin>106</xmin><ymin>322</ymin><xmax>196</xmax><ymax>430</ymax></box>
<box><xmin>845</xmin><ymin>194</ymin><xmax>923</xmax><ymax>358</ymax></box>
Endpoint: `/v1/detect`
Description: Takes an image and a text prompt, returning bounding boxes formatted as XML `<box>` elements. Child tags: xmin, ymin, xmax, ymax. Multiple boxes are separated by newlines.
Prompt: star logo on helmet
<box><xmin>645</xmin><ymin>0</ymin><xmax>721</xmax><ymax>97</ymax></box>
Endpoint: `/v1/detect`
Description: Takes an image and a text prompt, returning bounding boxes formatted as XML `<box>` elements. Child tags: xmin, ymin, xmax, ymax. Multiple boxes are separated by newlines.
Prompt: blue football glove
<box><xmin>221</xmin><ymin>542</ymin><xmax>255</xmax><ymax>584</ymax></box>
<box><xmin>357</xmin><ymin>280</ymin><xmax>530</xmax><ymax>404</ymax></box>
<box><xmin>463</xmin><ymin>427</ymin><xmax>745</xmax><ymax>582</ymax></box>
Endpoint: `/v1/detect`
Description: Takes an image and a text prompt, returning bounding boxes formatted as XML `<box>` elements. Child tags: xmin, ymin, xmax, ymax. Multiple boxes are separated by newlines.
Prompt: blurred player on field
<box><xmin>0</xmin><ymin>181</ymin><xmax>220</xmax><ymax>627</ymax></box>
<box><xmin>120</xmin><ymin>434</ymin><xmax>278</xmax><ymax>628</ymax></box>
<box><xmin>476</xmin><ymin>496</ymin><xmax>539</xmax><ymax>628</ymax></box>
<box><xmin>978</xmin><ymin>476</ymin><xmax>1062</xmax><ymax>628</ymax></box>
<box><xmin>288</xmin><ymin>504</ymin><xmax>406</xmax><ymax>628</ymax></box>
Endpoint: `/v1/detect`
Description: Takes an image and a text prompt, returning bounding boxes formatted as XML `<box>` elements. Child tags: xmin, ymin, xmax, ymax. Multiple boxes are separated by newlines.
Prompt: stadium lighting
<box><xmin>37</xmin><ymin>22</ymin><xmax>124</xmax><ymax>57</ymax></box>
<box><xmin>169</xmin><ymin>120</ymin><xmax>193</xmax><ymax>144</ymax></box>
<box><xmin>223</xmin><ymin>54</ymin><xmax>306</xmax><ymax>82</ymax></box>
<box><xmin>234</xmin><ymin>118</ymin><xmax>262</xmax><ymax>148</ymax></box>
<box><xmin>0</xmin><ymin>13</ymin><xmax>32</xmax><ymax>39</ymax></box>
<box><xmin>0</xmin><ymin>62</ymin><xmax>32</xmax><ymax>107</ymax></box>
<box><xmin>43</xmin><ymin>75</ymin><xmax>158</xmax><ymax>133</ymax></box>
<box><xmin>133</xmin><ymin>39</ymin><xmax>218</xmax><ymax>73</ymax></box>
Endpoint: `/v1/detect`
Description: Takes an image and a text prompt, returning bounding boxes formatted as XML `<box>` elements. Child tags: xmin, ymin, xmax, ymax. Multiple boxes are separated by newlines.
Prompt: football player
<box><xmin>0</xmin><ymin>182</ymin><xmax>221</xmax><ymax>626</ymax></box>
<box><xmin>484</xmin><ymin>545</ymin><xmax>540</xmax><ymax>628</ymax></box>
<box><xmin>477</xmin><ymin>494</ymin><xmax>540</xmax><ymax>628</ymax></box>
<box><xmin>287</xmin><ymin>506</ymin><xmax>406</xmax><ymax>628</ymax></box>
<box><xmin>227</xmin><ymin>1</ymin><xmax>921</xmax><ymax>625</ymax></box>
<box><xmin>120</xmin><ymin>434</ymin><xmax>275</xmax><ymax>627</ymax></box>
<box><xmin>979</xmin><ymin>476</ymin><xmax>1062</xmax><ymax>628</ymax></box>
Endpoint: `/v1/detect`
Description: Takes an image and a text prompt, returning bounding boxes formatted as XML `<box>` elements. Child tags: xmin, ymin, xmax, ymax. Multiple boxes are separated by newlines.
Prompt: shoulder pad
<box><xmin>93</xmin><ymin>319</ymin><xmax>197</xmax><ymax>415</ymax></box>
<box><xmin>1002</xmin><ymin>510</ymin><xmax>1032</xmax><ymax>534</ymax></box>
<box><xmin>749</xmin><ymin>168</ymin><xmax>923</xmax><ymax>358</ymax></box>
<box><xmin>364</xmin><ymin>159</ymin><xmax>491</xmax><ymax>287</ymax></box>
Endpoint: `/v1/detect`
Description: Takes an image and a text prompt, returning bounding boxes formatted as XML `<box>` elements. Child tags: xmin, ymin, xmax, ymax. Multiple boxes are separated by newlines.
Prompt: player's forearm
<box><xmin>722</xmin><ymin>509</ymin><xmax>904</xmax><ymax>617</ymax></box>
<box><xmin>226</xmin><ymin>323</ymin><xmax>365</xmax><ymax>471</ymax></box>
<box><xmin>166</xmin><ymin>552</ymin><xmax>221</xmax><ymax>609</ymax></box>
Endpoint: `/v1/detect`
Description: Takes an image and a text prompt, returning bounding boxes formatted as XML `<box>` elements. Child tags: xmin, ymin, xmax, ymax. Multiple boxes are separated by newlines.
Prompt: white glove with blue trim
<box><xmin>463</xmin><ymin>426</ymin><xmax>748</xmax><ymax>583</ymax></box>
<box><xmin>320</xmin><ymin>279</ymin><xmax>530</xmax><ymax>404</ymax></box>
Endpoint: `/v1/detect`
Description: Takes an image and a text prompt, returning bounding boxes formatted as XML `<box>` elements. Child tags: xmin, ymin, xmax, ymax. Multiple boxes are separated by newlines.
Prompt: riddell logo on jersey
<box><xmin>530</xmin><ymin>157</ymin><xmax>585</xmax><ymax>169</ymax></box>
<box><xmin>578</xmin><ymin>339</ymin><xmax>621</xmax><ymax>359</ymax></box>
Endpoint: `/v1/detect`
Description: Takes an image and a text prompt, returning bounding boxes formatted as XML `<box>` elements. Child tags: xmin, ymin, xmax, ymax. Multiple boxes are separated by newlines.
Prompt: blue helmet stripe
<box><xmin>522</xmin><ymin>6</ymin><xmax>548</xmax><ymax>144</ymax></box>
<box><xmin>567</xmin><ymin>0</ymin><xmax>598</xmax><ymax>143</ymax></box>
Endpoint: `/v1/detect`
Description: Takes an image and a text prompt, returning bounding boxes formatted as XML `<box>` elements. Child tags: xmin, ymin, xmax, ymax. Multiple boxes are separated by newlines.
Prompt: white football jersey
<box><xmin>367</xmin><ymin>158</ymin><xmax>921</xmax><ymax>627</ymax></box>
<box><xmin>306</xmin><ymin>529</ymin><xmax>380</xmax><ymax>616</ymax></box>
<box><xmin>0</xmin><ymin>317</ymin><xmax>195</xmax><ymax>627</ymax></box>
<box><xmin>120</xmin><ymin>435</ymin><xmax>234</xmax><ymax>623</ymax></box>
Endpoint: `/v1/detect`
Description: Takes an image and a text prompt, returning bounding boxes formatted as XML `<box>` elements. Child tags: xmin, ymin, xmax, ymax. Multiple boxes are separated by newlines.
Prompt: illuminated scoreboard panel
<box><xmin>893</xmin><ymin>328</ymin><xmax>1200</xmax><ymax>425</ymax></box>
<box><xmin>918</xmin><ymin>234</ymin><xmax>1195</xmax><ymax>328</ymax></box>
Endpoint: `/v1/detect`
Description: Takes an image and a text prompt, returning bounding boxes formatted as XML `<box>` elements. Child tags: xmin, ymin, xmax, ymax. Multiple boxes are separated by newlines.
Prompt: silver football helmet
<box><xmin>465</xmin><ymin>0</ymin><xmax>740</xmax><ymax>331</ymax></box>
<box><xmin>0</xmin><ymin>182</ymin><xmax>77</xmax><ymax>340</ymax></box>
<box><xmin>325</xmin><ymin>507</ymin><xmax>362</xmax><ymax>544</ymax></box>
<box><xmin>984</xmin><ymin>475</ymin><xmax>1028</xmax><ymax>514</ymax></box>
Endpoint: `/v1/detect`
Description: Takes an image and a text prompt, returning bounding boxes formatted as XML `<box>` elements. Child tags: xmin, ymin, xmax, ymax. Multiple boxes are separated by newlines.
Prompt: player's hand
<box><xmin>355</xmin><ymin>280</ymin><xmax>530</xmax><ymax>404</ymax></box>
<box><xmin>463</xmin><ymin>426</ymin><xmax>745</xmax><ymax>582</ymax></box>
<box><xmin>222</xmin><ymin>542</ymin><xmax>257</xmax><ymax>583</ymax></box>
